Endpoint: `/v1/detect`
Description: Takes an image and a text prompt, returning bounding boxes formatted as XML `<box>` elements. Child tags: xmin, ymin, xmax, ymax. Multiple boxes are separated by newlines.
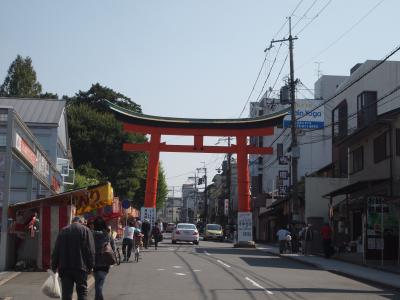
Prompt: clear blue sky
<box><xmin>1</xmin><ymin>0</ymin><xmax>398</xmax><ymax>191</ymax></box>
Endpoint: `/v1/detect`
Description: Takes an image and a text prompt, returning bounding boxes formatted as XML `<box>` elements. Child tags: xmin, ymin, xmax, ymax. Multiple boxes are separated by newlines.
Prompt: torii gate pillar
<box><xmin>144</xmin><ymin>132</ymin><xmax>161</xmax><ymax>208</ymax></box>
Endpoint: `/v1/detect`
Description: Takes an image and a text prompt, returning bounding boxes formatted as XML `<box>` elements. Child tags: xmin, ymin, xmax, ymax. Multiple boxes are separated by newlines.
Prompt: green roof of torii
<box><xmin>106</xmin><ymin>100</ymin><xmax>289</xmax><ymax>130</ymax></box>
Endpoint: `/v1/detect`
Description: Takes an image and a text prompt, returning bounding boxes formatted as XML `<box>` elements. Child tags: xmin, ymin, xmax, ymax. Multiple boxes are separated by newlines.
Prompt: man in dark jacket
<box><xmin>52</xmin><ymin>216</ymin><xmax>95</xmax><ymax>300</ymax></box>
<box><xmin>141</xmin><ymin>219</ymin><xmax>151</xmax><ymax>249</ymax></box>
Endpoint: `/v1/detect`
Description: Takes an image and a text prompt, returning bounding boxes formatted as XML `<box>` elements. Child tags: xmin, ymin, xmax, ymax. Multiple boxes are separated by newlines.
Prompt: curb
<box><xmin>257</xmin><ymin>246</ymin><xmax>400</xmax><ymax>292</ymax></box>
<box><xmin>0</xmin><ymin>272</ymin><xmax>21</xmax><ymax>287</ymax></box>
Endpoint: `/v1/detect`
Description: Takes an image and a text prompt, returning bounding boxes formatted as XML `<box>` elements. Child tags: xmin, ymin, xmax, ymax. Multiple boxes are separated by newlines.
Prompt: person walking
<box><xmin>320</xmin><ymin>223</ymin><xmax>333</xmax><ymax>258</ymax></box>
<box><xmin>141</xmin><ymin>219</ymin><xmax>151</xmax><ymax>249</ymax></box>
<box><xmin>151</xmin><ymin>223</ymin><xmax>162</xmax><ymax>250</ymax></box>
<box><xmin>304</xmin><ymin>224</ymin><xmax>314</xmax><ymax>255</ymax></box>
<box><xmin>51</xmin><ymin>216</ymin><xmax>95</xmax><ymax>300</ymax></box>
<box><xmin>276</xmin><ymin>226</ymin><xmax>290</xmax><ymax>254</ymax></box>
<box><xmin>92</xmin><ymin>217</ymin><xmax>115</xmax><ymax>300</ymax></box>
<box><xmin>122</xmin><ymin>221</ymin><xmax>135</xmax><ymax>262</ymax></box>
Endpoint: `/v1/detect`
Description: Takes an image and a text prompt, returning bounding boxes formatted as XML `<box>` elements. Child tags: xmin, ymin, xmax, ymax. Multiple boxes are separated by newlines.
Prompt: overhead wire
<box><xmin>292</xmin><ymin>0</ymin><xmax>319</xmax><ymax>30</ymax></box>
<box><xmin>294</xmin><ymin>44</ymin><xmax>400</xmax><ymax>124</ymax></box>
<box><xmin>297</xmin><ymin>0</ymin><xmax>386</xmax><ymax>70</ymax></box>
<box><xmin>295</xmin><ymin>0</ymin><xmax>333</xmax><ymax>35</ymax></box>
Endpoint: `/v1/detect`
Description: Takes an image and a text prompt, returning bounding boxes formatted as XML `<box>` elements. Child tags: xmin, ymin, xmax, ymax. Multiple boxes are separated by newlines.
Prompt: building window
<box><xmin>396</xmin><ymin>129</ymin><xmax>400</xmax><ymax>156</ymax></box>
<box><xmin>357</xmin><ymin>91</ymin><xmax>377</xmax><ymax>128</ymax></box>
<box><xmin>373</xmin><ymin>131</ymin><xmax>390</xmax><ymax>163</ymax></box>
<box><xmin>350</xmin><ymin>146</ymin><xmax>364</xmax><ymax>174</ymax></box>
<box><xmin>332</xmin><ymin>100</ymin><xmax>348</xmax><ymax>143</ymax></box>
<box><xmin>0</xmin><ymin>134</ymin><xmax>6</xmax><ymax>146</ymax></box>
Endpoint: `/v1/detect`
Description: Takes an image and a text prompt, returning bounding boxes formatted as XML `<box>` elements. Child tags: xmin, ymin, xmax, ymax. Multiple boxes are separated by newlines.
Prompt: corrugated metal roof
<box><xmin>0</xmin><ymin>97</ymin><xmax>66</xmax><ymax>124</ymax></box>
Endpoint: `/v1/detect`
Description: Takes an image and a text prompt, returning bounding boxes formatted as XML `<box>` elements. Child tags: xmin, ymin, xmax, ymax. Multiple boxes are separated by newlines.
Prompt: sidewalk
<box><xmin>0</xmin><ymin>271</ymin><xmax>94</xmax><ymax>300</ymax></box>
<box><xmin>257</xmin><ymin>243</ymin><xmax>400</xmax><ymax>290</ymax></box>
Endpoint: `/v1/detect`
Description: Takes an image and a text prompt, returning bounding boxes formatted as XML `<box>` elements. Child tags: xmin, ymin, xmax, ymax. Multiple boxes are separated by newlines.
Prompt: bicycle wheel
<box><xmin>135</xmin><ymin>248</ymin><xmax>139</xmax><ymax>262</ymax></box>
<box><xmin>115</xmin><ymin>248</ymin><xmax>121</xmax><ymax>265</ymax></box>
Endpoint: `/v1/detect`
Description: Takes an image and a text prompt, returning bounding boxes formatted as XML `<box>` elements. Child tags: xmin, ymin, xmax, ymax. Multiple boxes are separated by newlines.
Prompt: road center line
<box><xmin>217</xmin><ymin>260</ymin><xmax>231</xmax><ymax>268</ymax></box>
<box><xmin>245</xmin><ymin>277</ymin><xmax>273</xmax><ymax>295</ymax></box>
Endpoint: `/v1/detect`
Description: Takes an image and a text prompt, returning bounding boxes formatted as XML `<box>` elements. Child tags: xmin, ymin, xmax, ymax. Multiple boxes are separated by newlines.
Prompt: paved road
<box><xmin>92</xmin><ymin>238</ymin><xmax>400</xmax><ymax>300</ymax></box>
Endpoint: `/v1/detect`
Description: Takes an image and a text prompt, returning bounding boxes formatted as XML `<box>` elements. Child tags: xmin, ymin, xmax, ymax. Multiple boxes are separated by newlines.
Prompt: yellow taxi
<box><xmin>203</xmin><ymin>224</ymin><xmax>224</xmax><ymax>242</ymax></box>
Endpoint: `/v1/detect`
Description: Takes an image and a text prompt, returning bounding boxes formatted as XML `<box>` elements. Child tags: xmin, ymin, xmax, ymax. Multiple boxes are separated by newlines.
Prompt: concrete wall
<box><xmin>305</xmin><ymin>177</ymin><xmax>348</xmax><ymax>222</ymax></box>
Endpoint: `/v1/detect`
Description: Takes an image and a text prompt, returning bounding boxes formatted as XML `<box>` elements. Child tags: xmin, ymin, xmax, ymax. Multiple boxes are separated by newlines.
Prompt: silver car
<box><xmin>171</xmin><ymin>223</ymin><xmax>199</xmax><ymax>245</ymax></box>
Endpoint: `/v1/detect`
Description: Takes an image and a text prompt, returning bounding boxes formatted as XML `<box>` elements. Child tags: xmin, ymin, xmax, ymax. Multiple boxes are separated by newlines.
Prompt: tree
<box><xmin>68</xmin><ymin>83</ymin><xmax>141</xmax><ymax>113</ymax></box>
<box><xmin>67</xmin><ymin>102</ymin><xmax>147</xmax><ymax>199</ymax></box>
<box><xmin>0</xmin><ymin>55</ymin><xmax>42</xmax><ymax>97</ymax></box>
<box><xmin>66</xmin><ymin>83</ymin><xmax>168</xmax><ymax>206</ymax></box>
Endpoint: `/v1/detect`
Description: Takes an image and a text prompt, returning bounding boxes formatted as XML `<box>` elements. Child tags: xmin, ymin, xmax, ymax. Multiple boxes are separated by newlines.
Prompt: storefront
<box><xmin>8</xmin><ymin>182</ymin><xmax>114</xmax><ymax>270</ymax></box>
<box><xmin>0</xmin><ymin>107</ymin><xmax>65</xmax><ymax>270</ymax></box>
<box><xmin>326</xmin><ymin>179</ymin><xmax>400</xmax><ymax>266</ymax></box>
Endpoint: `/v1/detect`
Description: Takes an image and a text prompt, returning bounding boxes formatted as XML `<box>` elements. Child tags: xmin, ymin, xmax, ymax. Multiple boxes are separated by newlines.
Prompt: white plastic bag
<box><xmin>41</xmin><ymin>269</ymin><xmax>61</xmax><ymax>298</ymax></box>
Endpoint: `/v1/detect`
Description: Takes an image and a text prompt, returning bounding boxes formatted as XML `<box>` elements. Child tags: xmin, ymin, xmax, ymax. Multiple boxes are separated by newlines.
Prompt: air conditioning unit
<box><xmin>63</xmin><ymin>168</ymin><xmax>75</xmax><ymax>185</ymax></box>
<box><xmin>56</xmin><ymin>158</ymin><xmax>70</xmax><ymax>176</ymax></box>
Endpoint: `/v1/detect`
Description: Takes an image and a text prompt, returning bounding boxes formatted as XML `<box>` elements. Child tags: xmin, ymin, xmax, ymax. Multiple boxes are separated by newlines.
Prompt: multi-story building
<box><xmin>322</xmin><ymin>60</ymin><xmax>400</xmax><ymax>263</ymax></box>
<box><xmin>0</xmin><ymin>100</ymin><xmax>70</xmax><ymax>270</ymax></box>
<box><xmin>161</xmin><ymin>196</ymin><xmax>182</xmax><ymax>223</ymax></box>
<box><xmin>182</xmin><ymin>183</ymin><xmax>196</xmax><ymax>223</ymax></box>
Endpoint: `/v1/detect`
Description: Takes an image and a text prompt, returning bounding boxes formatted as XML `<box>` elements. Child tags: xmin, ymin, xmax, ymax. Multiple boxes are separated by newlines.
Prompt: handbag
<box><xmin>102</xmin><ymin>242</ymin><xmax>117</xmax><ymax>265</ymax></box>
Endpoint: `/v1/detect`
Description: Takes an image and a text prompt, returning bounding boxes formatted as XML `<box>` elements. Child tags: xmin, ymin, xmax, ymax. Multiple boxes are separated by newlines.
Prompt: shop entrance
<box><xmin>107</xmin><ymin>101</ymin><xmax>288</xmax><ymax>245</ymax></box>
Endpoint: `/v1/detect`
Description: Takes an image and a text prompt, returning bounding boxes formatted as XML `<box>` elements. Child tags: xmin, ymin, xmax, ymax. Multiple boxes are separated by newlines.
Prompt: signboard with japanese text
<box><xmin>237</xmin><ymin>212</ymin><xmax>252</xmax><ymax>242</ymax></box>
<box><xmin>278</xmin><ymin>185</ymin><xmax>288</xmax><ymax>196</ymax></box>
<box><xmin>75</xmin><ymin>182</ymin><xmax>114</xmax><ymax>215</ymax></box>
<box><xmin>35</xmin><ymin>150</ymin><xmax>49</xmax><ymax>180</ymax></box>
<box><xmin>283</xmin><ymin>99</ymin><xmax>324</xmax><ymax>129</ymax></box>
<box><xmin>141</xmin><ymin>207</ymin><xmax>156</xmax><ymax>227</ymax></box>
<box><xmin>15</xmin><ymin>133</ymin><xmax>36</xmax><ymax>166</ymax></box>
<box><xmin>278</xmin><ymin>156</ymin><xmax>289</xmax><ymax>165</ymax></box>
<box><xmin>279</xmin><ymin>170</ymin><xmax>289</xmax><ymax>180</ymax></box>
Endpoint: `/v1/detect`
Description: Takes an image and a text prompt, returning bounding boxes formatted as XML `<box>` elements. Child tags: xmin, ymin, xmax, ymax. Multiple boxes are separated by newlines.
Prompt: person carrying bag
<box><xmin>93</xmin><ymin>217</ymin><xmax>115</xmax><ymax>300</ymax></box>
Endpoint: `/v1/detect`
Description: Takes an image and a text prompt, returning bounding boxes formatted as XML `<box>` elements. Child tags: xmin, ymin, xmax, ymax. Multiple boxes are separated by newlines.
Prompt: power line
<box><xmin>238</xmin><ymin>52</ymin><xmax>270</xmax><ymax>117</ymax></box>
<box><xmin>295</xmin><ymin>0</ymin><xmax>332</xmax><ymax>35</ymax></box>
<box><xmin>273</xmin><ymin>0</ymin><xmax>305</xmax><ymax>39</ymax></box>
<box><xmin>254</xmin><ymin>43</ymin><xmax>284</xmax><ymax>103</ymax></box>
<box><xmin>297</xmin><ymin>0</ymin><xmax>386</xmax><ymax>70</ymax></box>
<box><xmin>295</xmin><ymin>44</ymin><xmax>400</xmax><ymax>123</ymax></box>
<box><xmin>292</xmin><ymin>0</ymin><xmax>319</xmax><ymax>30</ymax></box>
<box><xmin>238</xmin><ymin>0</ymin><xmax>305</xmax><ymax>118</ymax></box>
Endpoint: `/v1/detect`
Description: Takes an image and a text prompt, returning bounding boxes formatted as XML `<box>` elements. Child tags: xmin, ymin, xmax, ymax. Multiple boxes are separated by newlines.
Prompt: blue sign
<box><xmin>121</xmin><ymin>199</ymin><xmax>131</xmax><ymax>209</ymax></box>
<box><xmin>283</xmin><ymin>99</ymin><xmax>324</xmax><ymax>129</ymax></box>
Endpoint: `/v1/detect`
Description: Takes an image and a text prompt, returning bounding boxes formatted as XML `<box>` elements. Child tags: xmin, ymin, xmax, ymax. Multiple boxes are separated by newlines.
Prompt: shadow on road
<box><xmin>240</xmin><ymin>256</ymin><xmax>316</xmax><ymax>270</ymax></box>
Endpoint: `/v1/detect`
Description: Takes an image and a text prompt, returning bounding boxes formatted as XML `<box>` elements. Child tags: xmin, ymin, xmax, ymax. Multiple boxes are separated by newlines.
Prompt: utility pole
<box><xmin>267</xmin><ymin>17</ymin><xmax>299</xmax><ymax>221</ymax></box>
<box><xmin>227</xmin><ymin>137</ymin><xmax>232</xmax><ymax>226</ymax></box>
<box><xmin>197</xmin><ymin>163</ymin><xmax>208</xmax><ymax>224</ymax></box>
<box><xmin>194</xmin><ymin>172</ymin><xmax>198</xmax><ymax>223</ymax></box>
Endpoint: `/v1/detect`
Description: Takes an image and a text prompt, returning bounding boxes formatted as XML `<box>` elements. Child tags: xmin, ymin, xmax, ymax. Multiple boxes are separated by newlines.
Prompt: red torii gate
<box><xmin>107</xmin><ymin>101</ymin><xmax>288</xmax><ymax>245</ymax></box>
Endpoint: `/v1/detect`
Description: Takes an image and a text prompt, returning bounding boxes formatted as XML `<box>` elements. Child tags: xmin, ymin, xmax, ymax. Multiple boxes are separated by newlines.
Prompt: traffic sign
<box><xmin>121</xmin><ymin>199</ymin><xmax>131</xmax><ymax>209</ymax></box>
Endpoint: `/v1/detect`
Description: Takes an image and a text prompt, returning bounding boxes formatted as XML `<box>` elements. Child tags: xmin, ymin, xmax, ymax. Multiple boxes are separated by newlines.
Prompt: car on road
<box><xmin>172</xmin><ymin>223</ymin><xmax>199</xmax><ymax>245</ymax></box>
<box><xmin>203</xmin><ymin>224</ymin><xmax>224</xmax><ymax>241</ymax></box>
<box><xmin>165</xmin><ymin>223</ymin><xmax>176</xmax><ymax>233</ymax></box>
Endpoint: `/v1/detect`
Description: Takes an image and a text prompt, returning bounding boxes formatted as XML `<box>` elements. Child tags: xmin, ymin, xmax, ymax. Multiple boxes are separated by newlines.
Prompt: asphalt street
<box><xmin>92</xmin><ymin>236</ymin><xmax>400</xmax><ymax>300</ymax></box>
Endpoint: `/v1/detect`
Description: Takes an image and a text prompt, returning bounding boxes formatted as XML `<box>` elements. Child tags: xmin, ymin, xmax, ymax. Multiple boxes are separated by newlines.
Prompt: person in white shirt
<box><xmin>276</xmin><ymin>227</ymin><xmax>290</xmax><ymax>254</ymax></box>
<box><xmin>122</xmin><ymin>221</ymin><xmax>135</xmax><ymax>262</ymax></box>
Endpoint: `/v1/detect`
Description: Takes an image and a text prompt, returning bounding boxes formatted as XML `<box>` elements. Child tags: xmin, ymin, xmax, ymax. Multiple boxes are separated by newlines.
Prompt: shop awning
<box><xmin>10</xmin><ymin>182</ymin><xmax>114</xmax><ymax>215</ymax></box>
<box><xmin>323</xmin><ymin>178</ymin><xmax>390</xmax><ymax>198</ymax></box>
